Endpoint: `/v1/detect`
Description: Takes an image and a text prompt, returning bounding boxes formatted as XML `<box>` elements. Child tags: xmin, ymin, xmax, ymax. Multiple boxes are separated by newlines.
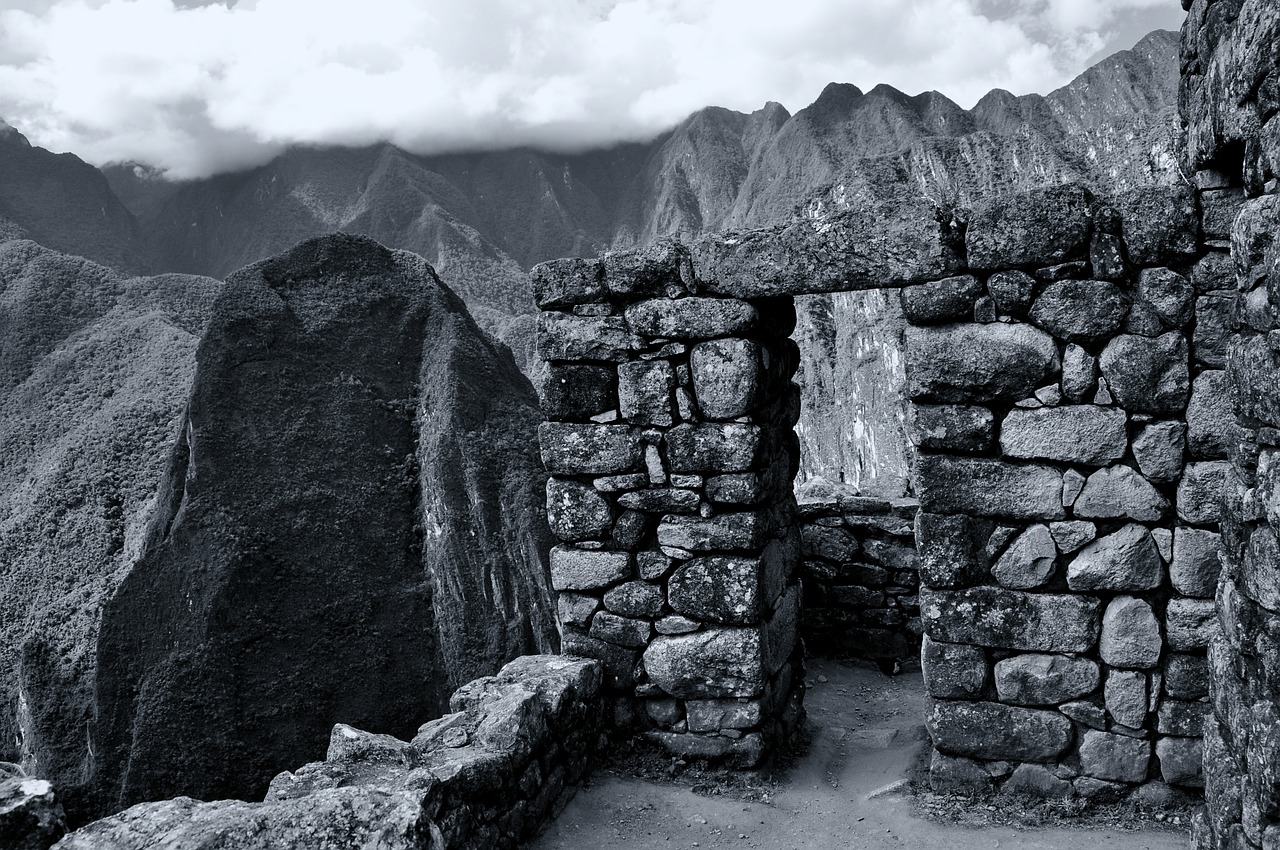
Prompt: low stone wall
<box><xmin>532</xmin><ymin>243</ymin><xmax>805</xmax><ymax>766</ymax></box>
<box><xmin>54</xmin><ymin>655</ymin><xmax>603</xmax><ymax>850</ymax></box>
<box><xmin>908</xmin><ymin>183</ymin><xmax>1219</xmax><ymax>802</ymax></box>
<box><xmin>798</xmin><ymin>494</ymin><xmax>921</xmax><ymax>662</ymax></box>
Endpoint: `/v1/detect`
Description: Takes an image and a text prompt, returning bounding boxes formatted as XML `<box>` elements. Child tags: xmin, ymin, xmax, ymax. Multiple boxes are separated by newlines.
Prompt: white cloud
<box><xmin>0</xmin><ymin>0</ymin><xmax>1185</xmax><ymax>178</ymax></box>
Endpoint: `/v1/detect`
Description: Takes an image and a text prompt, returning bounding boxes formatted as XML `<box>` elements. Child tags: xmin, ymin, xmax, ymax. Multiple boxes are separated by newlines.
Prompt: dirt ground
<box><xmin>530</xmin><ymin>657</ymin><xmax>1191</xmax><ymax>850</ymax></box>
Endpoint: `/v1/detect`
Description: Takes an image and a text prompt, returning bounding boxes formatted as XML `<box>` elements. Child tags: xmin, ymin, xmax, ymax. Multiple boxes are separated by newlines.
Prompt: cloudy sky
<box><xmin>0</xmin><ymin>0</ymin><xmax>1185</xmax><ymax>179</ymax></box>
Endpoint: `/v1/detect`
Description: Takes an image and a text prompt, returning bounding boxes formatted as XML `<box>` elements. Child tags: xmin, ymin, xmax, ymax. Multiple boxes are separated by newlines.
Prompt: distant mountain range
<box><xmin>0</xmin><ymin>29</ymin><xmax>1182</xmax><ymax>491</ymax></box>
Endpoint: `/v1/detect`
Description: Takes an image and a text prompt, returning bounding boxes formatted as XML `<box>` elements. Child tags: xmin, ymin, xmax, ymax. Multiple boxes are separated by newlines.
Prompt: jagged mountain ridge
<box><xmin>90</xmin><ymin>30</ymin><xmax>1179</xmax><ymax>288</ymax></box>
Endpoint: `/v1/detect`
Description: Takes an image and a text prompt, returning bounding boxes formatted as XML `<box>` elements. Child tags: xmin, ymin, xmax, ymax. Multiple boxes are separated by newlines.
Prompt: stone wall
<box><xmin>910</xmin><ymin>183</ymin><xmax>1220</xmax><ymax>802</ymax></box>
<box><xmin>54</xmin><ymin>655</ymin><xmax>603</xmax><ymax>850</ymax></box>
<box><xmin>532</xmin><ymin>242</ymin><xmax>805</xmax><ymax>766</ymax></box>
<box><xmin>798</xmin><ymin>493</ymin><xmax>921</xmax><ymax>663</ymax></box>
<box><xmin>1181</xmin><ymin>1</ymin><xmax>1280</xmax><ymax>847</ymax></box>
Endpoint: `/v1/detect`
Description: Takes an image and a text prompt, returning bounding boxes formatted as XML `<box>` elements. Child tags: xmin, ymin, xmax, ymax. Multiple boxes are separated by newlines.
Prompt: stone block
<box><xmin>1166</xmin><ymin>598</ymin><xmax>1216</xmax><ymax>651</ymax></box>
<box><xmin>921</xmin><ymin>635</ymin><xmax>987</xmax><ymax>699</ymax></box>
<box><xmin>538</xmin><ymin>363</ymin><xmax>617</xmax><ymax>420</ymax></box>
<box><xmin>1158</xmin><ymin>700</ymin><xmax>1208</xmax><ymax>737</ymax></box>
<box><xmin>624</xmin><ymin>297</ymin><xmax>757</xmax><ymax>339</ymax></box>
<box><xmin>991</xmin><ymin>524</ymin><xmax>1057</xmax><ymax>589</ymax></box>
<box><xmin>618</xmin><ymin>360</ymin><xmax>675</xmax><ymax>426</ymax></box>
<box><xmin>1105</xmin><ymin>670</ymin><xmax>1148</xmax><ymax>728</ymax></box>
<box><xmin>1193</xmin><ymin>294</ymin><xmax>1233</xmax><ymax>368</ymax></box>
<box><xmin>1061</xmin><ymin>344</ymin><xmax>1098</xmax><ymax>403</ymax></box>
<box><xmin>550</xmin><ymin>546</ymin><xmax>631</xmax><ymax>591</ymax></box>
<box><xmin>993</xmin><ymin>653</ymin><xmax>1100</xmax><ymax>706</ymax></box>
<box><xmin>1136</xmin><ymin>268</ymin><xmax>1195</xmax><ymax>328</ymax></box>
<box><xmin>921</xmin><ymin>587</ymin><xmax>1101</xmax><ymax>652</ymax></box>
<box><xmin>665</xmin><ymin>423</ymin><xmax>767</xmax><ymax>474</ymax></box>
<box><xmin>531</xmin><ymin>257</ymin><xmax>605</xmax><ymax>308</ymax></box>
<box><xmin>1177</xmin><ymin>461</ymin><xmax>1230</xmax><ymax>525</ymax></box>
<box><xmin>927</xmin><ymin>699</ymin><xmax>1073</xmax><ymax>762</ymax></box>
<box><xmin>914</xmin><ymin>455</ymin><xmax>1064</xmax><ymax>521</ymax></box>
<box><xmin>1061</xmin><ymin>701</ymin><xmax>1107</xmax><ymax>730</ymax></box>
<box><xmin>685</xmin><ymin>699</ymin><xmax>762</xmax><ymax>733</ymax></box>
<box><xmin>611</xmin><ymin>509</ymin><xmax>650</xmax><ymax>550</ymax></box>
<box><xmin>1066</xmin><ymin>523</ymin><xmax>1163</xmax><ymax>591</ymax></box>
<box><xmin>656</xmin><ymin>512</ymin><xmax>771</xmax><ymax>553</ymax></box>
<box><xmin>617</xmin><ymin>488</ymin><xmax>699</xmax><ymax>514</ymax></box>
<box><xmin>561</xmin><ymin>632</ymin><xmax>638</xmax><ymax>688</ymax></box>
<box><xmin>801</xmin><ymin>525</ymin><xmax>859</xmax><ymax>563</ymax></box>
<box><xmin>965</xmin><ymin>184</ymin><xmax>1092</xmax><ymax>269</ymax></box>
<box><xmin>1187</xmin><ymin>370</ymin><xmax>1235</xmax><ymax>459</ymax></box>
<box><xmin>915</xmin><ymin>512</ymin><xmax>992</xmax><ymax>588</ymax></box>
<box><xmin>1090</xmin><ymin>232</ymin><xmax>1127</xmax><ymax>280</ymax></box>
<box><xmin>1164</xmin><ymin>654</ymin><xmax>1209</xmax><ymax>700</ymax></box>
<box><xmin>1232</xmin><ymin>334</ymin><xmax>1280</xmax><ymax>430</ymax></box>
<box><xmin>539</xmin><ymin>423</ymin><xmax>641</xmax><ymax>475</ymax></box>
<box><xmin>1100</xmin><ymin>596</ymin><xmax>1162</xmax><ymax>669</ymax></box>
<box><xmin>603</xmin><ymin>240</ymin><xmax>691</xmax><ymax>297</ymax></box>
<box><xmin>905</xmin><ymin>323</ymin><xmax>1059</xmax><ymax>403</ymax></box>
<box><xmin>1200</xmin><ymin>187</ymin><xmax>1245</xmax><ymax>241</ymax></box>
<box><xmin>537</xmin><ymin>311</ymin><xmax>636</xmax><ymax>361</ymax></box>
<box><xmin>930</xmin><ymin>751</ymin><xmax>995</xmax><ymax>793</ymax></box>
<box><xmin>1000</xmin><ymin>405</ymin><xmax>1127</xmax><ymax>465</ymax></box>
<box><xmin>557</xmin><ymin>593</ymin><xmax>599</xmax><ymax>628</ymax></box>
<box><xmin>1072</xmin><ymin>466</ymin><xmax>1168</xmax><ymax>522</ymax></box>
<box><xmin>1099</xmin><ymin>333</ymin><xmax>1190</xmax><ymax>414</ymax></box>
<box><xmin>1001</xmin><ymin>763</ymin><xmax>1074</xmax><ymax>799</ymax></box>
<box><xmin>1131</xmin><ymin>420</ymin><xmax>1186</xmax><ymax>484</ymax></box>
<box><xmin>689</xmin><ymin>338</ymin><xmax>762</xmax><ymax>420</ymax></box>
<box><xmin>546</xmin><ymin>479</ymin><xmax>614</xmax><ymax>541</ymax></box>
<box><xmin>1050</xmin><ymin>520</ymin><xmax>1096</xmax><ymax>553</ymax></box>
<box><xmin>603</xmin><ymin>581</ymin><xmax>664</xmax><ymax>618</ymax></box>
<box><xmin>643</xmin><ymin>629</ymin><xmax>764</xmax><ymax>698</ymax></box>
<box><xmin>900</xmin><ymin>274</ymin><xmax>984</xmax><ymax>324</ymax></box>
<box><xmin>655</xmin><ymin>615</ymin><xmax>699</xmax><ymax>635</ymax></box>
<box><xmin>1029</xmin><ymin>279</ymin><xmax>1127</xmax><ymax>340</ymax></box>
<box><xmin>668</xmin><ymin>556</ymin><xmax>762</xmax><ymax>625</ymax></box>
<box><xmin>1079</xmin><ymin>730</ymin><xmax>1151</xmax><ymax>783</ymax></box>
<box><xmin>1157</xmin><ymin>736</ymin><xmax>1204</xmax><ymax>788</ymax></box>
<box><xmin>1243</xmin><ymin>525</ymin><xmax>1280</xmax><ymax>615</ymax></box>
<box><xmin>907</xmin><ymin>404</ymin><xmax>994</xmax><ymax>453</ymax></box>
<box><xmin>1114</xmin><ymin>186</ymin><xmax>1198</xmax><ymax>265</ymax></box>
<box><xmin>987</xmin><ymin>270</ymin><xmax>1036</xmax><ymax>316</ymax></box>
<box><xmin>590</xmin><ymin>612</ymin><xmax>652</xmax><ymax>648</ymax></box>
<box><xmin>1191</xmin><ymin>251</ymin><xmax>1234</xmax><ymax>294</ymax></box>
<box><xmin>1171</xmin><ymin>528</ymin><xmax>1222</xmax><ymax>598</ymax></box>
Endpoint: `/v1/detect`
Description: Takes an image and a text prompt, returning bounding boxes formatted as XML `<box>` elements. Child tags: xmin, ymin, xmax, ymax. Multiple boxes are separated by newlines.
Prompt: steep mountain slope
<box><xmin>89</xmin><ymin>235</ymin><xmax>555</xmax><ymax>818</ymax></box>
<box><xmin>0</xmin><ymin>238</ymin><xmax>222</xmax><ymax>819</ymax></box>
<box><xmin>0</xmin><ymin>122</ymin><xmax>152</xmax><ymax>274</ymax></box>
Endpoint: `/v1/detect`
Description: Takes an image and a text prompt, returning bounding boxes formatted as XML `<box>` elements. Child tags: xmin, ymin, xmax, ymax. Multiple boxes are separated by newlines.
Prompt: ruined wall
<box><xmin>57</xmin><ymin>656</ymin><xmax>603</xmax><ymax>850</ymax></box>
<box><xmin>912</xmin><ymin>183</ymin><xmax>1221</xmax><ymax>802</ymax></box>
<box><xmin>1181</xmin><ymin>1</ymin><xmax>1280</xmax><ymax>847</ymax></box>
<box><xmin>797</xmin><ymin>493</ymin><xmax>921</xmax><ymax>663</ymax></box>
<box><xmin>532</xmin><ymin>242</ymin><xmax>805</xmax><ymax>765</ymax></box>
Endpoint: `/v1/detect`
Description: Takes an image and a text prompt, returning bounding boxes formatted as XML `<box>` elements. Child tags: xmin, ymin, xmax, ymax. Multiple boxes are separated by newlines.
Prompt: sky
<box><xmin>0</xmin><ymin>0</ymin><xmax>1186</xmax><ymax>180</ymax></box>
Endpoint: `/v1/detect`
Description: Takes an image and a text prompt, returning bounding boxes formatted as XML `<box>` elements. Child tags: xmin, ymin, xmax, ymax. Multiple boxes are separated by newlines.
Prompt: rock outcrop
<box><xmin>88</xmin><ymin>234</ymin><xmax>555</xmax><ymax>816</ymax></box>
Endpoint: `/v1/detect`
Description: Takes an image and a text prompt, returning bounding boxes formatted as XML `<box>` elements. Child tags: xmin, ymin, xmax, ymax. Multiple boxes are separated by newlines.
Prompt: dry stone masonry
<box><xmin>797</xmin><ymin>492</ymin><xmax>921</xmax><ymax>663</ymax></box>
<box><xmin>533</xmin><ymin>242</ymin><xmax>807</xmax><ymax>766</ymax></box>
<box><xmin>912</xmin><ymin>182</ymin><xmax>1218</xmax><ymax>803</ymax></box>
<box><xmin>56</xmin><ymin>656</ymin><xmax>603</xmax><ymax>850</ymax></box>
<box><xmin>1180</xmin><ymin>1</ymin><xmax>1280</xmax><ymax>847</ymax></box>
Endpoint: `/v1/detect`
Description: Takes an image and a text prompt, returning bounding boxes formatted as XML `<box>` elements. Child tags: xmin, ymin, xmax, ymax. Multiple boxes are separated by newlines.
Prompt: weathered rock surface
<box><xmin>921</xmin><ymin>588</ymin><xmax>1101</xmax><ymax>652</ymax></box>
<box><xmin>643</xmin><ymin>629</ymin><xmax>764</xmax><ymax>699</ymax></box>
<box><xmin>965</xmin><ymin>185</ymin><xmax>1093</xmax><ymax>270</ymax></box>
<box><xmin>1099</xmin><ymin>333</ymin><xmax>1190</xmax><ymax>414</ymax></box>
<box><xmin>1029</xmin><ymin>280</ymin><xmax>1127</xmax><ymax>341</ymax></box>
<box><xmin>927</xmin><ymin>700</ymin><xmax>1073</xmax><ymax>762</ymax></box>
<box><xmin>1079</xmin><ymin>731</ymin><xmax>1150</xmax><ymax>783</ymax></box>
<box><xmin>905</xmin><ymin>323</ymin><xmax>1058</xmax><ymax>404</ymax></box>
<box><xmin>994</xmin><ymin>654</ymin><xmax>1100</xmax><ymax>706</ymax></box>
<box><xmin>999</xmin><ymin>406</ymin><xmax>1127</xmax><ymax>465</ymax></box>
<box><xmin>914</xmin><ymin>456</ymin><xmax>1064</xmax><ymax>521</ymax></box>
<box><xmin>1100</xmin><ymin>596</ymin><xmax>1162</xmax><ymax>669</ymax></box>
<box><xmin>1066</xmin><ymin>523</ymin><xmax>1163</xmax><ymax>591</ymax></box>
<box><xmin>991</xmin><ymin>525</ymin><xmax>1057</xmax><ymax>589</ymax></box>
<box><xmin>91</xmin><ymin>236</ymin><xmax>557</xmax><ymax>816</ymax></box>
<box><xmin>921</xmin><ymin>636</ymin><xmax>987</xmax><ymax>699</ymax></box>
<box><xmin>1072</xmin><ymin>466</ymin><xmax>1168</xmax><ymax>522</ymax></box>
<box><xmin>1</xmin><ymin>776</ymin><xmax>66</xmax><ymax>850</ymax></box>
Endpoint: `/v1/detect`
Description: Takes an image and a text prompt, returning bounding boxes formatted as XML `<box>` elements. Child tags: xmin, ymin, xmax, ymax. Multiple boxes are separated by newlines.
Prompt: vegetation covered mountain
<box><xmin>0</xmin><ymin>233</ymin><xmax>556</xmax><ymax>822</ymax></box>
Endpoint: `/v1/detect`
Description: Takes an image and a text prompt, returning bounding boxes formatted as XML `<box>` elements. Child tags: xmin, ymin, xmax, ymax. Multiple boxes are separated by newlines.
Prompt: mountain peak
<box><xmin>811</xmin><ymin>83</ymin><xmax>865</xmax><ymax>115</ymax></box>
<box><xmin>0</xmin><ymin>118</ymin><xmax>31</xmax><ymax>148</ymax></box>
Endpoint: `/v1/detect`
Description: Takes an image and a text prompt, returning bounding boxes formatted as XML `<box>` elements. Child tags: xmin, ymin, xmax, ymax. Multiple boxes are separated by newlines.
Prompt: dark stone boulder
<box><xmin>1028</xmin><ymin>280</ymin><xmax>1127</xmax><ymax>341</ymax></box>
<box><xmin>91</xmin><ymin>235</ymin><xmax>556</xmax><ymax>815</ymax></box>
<box><xmin>965</xmin><ymin>185</ymin><xmax>1093</xmax><ymax>270</ymax></box>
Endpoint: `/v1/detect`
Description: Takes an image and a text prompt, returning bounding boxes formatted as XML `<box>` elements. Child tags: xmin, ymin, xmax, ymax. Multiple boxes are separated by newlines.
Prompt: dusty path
<box><xmin>531</xmin><ymin>658</ymin><xmax>1189</xmax><ymax>850</ymax></box>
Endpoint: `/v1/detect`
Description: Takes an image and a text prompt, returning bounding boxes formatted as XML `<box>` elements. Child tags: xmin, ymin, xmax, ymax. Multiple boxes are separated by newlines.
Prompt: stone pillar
<box><xmin>532</xmin><ymin>242</ymin><xmax>804</xmax><ymax>767</ymax></box>
<box><xmin>908</xmin><ymin>184</ymin><xmax>1215</xmax><ymax>801</ymax></box>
